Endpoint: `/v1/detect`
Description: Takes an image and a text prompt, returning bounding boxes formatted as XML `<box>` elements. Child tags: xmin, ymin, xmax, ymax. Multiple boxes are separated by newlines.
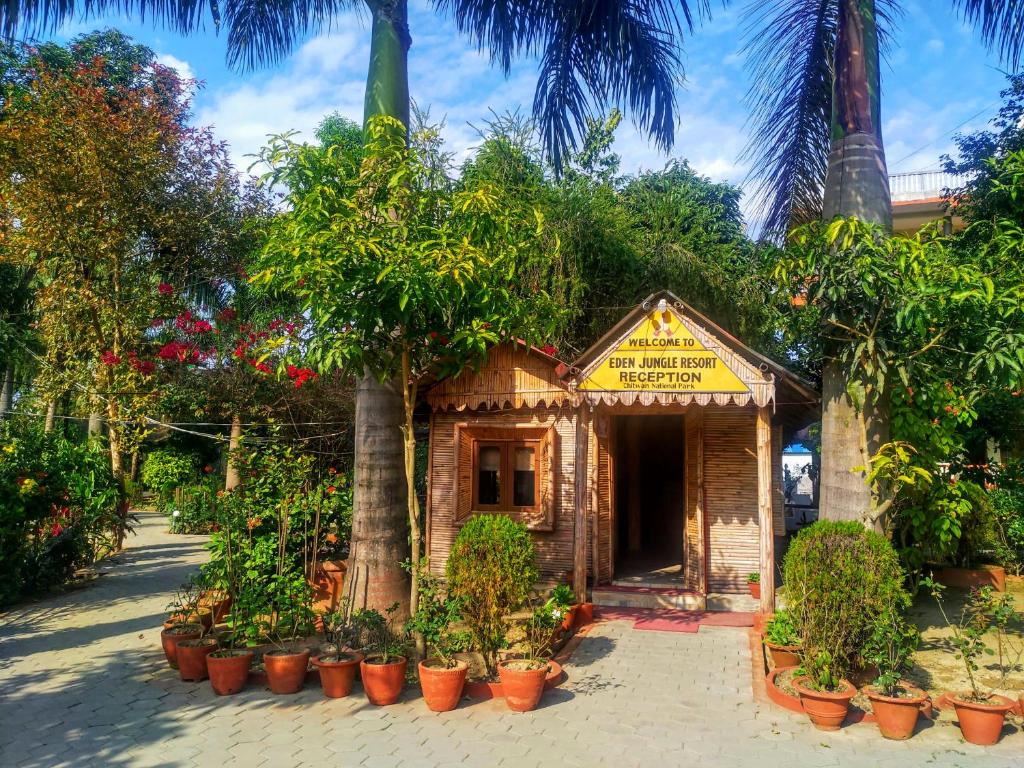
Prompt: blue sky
<box><xmin>52</xmin><ymin>1</ymin><xmax>1012</xmax><ymax>219</ymax></box>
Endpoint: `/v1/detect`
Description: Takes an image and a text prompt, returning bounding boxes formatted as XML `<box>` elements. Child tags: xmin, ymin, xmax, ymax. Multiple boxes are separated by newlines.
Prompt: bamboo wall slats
<box><xmin>429</xmin><ymin>407</ymin><xmax>577</xmax><ymax>581</ymax></box>
<box><xmin>426</xmin><ymin>344</ymin><xmax>574</xmax><ymax>412</ymax></box>
<box><xmin>684</xmin><ymin>410</ymin><xmax>704</xmax><ymax>591</ymax></box>
<box><xmin>703</xmin><ymin>407</ymin><xmax>760</xmax><ymax>593</ymax></box>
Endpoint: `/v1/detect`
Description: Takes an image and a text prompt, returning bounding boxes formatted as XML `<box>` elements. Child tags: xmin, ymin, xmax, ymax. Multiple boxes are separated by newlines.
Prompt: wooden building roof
<box><xmin>423</xmin><ymin>291</ymin><xmax>819</xmax><ymax>428</ymax></box>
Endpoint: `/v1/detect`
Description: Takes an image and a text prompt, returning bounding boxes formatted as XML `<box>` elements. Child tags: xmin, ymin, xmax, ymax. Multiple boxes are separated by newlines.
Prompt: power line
<box><xmin>890</xmin><ymin>101</ymin><xmax>1000</xmax><ymax>170</ymax></box>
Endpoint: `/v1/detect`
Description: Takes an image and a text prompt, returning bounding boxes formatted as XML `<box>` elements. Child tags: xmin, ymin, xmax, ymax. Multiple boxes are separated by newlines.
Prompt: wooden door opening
<box><xmin>612</xmin><ymin>414</ymin><xmax>686</xmax><ymax>585</ymax></box>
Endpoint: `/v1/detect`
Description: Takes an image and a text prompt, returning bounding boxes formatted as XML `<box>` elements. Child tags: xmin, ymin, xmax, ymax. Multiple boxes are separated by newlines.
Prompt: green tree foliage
<box><xmin>460</xmin><ymin>111</ymin><xmax>788</xmax><ymax>364</ymax></box>
<box><xmin>254</xmin><ymin>114</ymin><xmax>560</xmax><ymax>620</ymax></box>
<box><xmin>446</xmin><ymin>514</ymin><xmax>537</xmax><ymax>676</ymax></box>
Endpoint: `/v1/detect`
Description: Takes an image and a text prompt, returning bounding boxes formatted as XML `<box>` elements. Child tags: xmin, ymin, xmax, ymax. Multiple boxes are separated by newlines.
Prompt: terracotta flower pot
<box><xmin>360</xmin><ymin>656</ymin><xmax>408</xmax><ymax>706</ymax></box>
<box><xmin>160</xmin><ymin>623</ymin><xmax>203</xmax><ymax>669</ymax></box>
<box><xmin>202</xmin><ymin>595</ymin><xmax>232</xmax><ymax>624</ymax></box>
<box><xmin>498</xmin><ymin>659</ymin><xmax>548</xmax><ymax>712</ymax></box>
<box><xmin>950</xmin><ymin>693</ymin><xmax>1015</xmax><ymax>745</ymax></box>
<box><xmin>866</xmin><ymin>684</ymin><xmax>926</xmax><ymax>740</ymax></box>
<box><xmin>418</xmin><ymin>659</ymin><xmax>468</xmax><ymax>712</ymax></box>
<box><xmin>177</xmin><ymin>637</ymin><xmax>219</xmax><ymax>682</ymax></box>
<box><xmin>560</xmin><ymin>606</ymin><xmax>578</xmax><ymax>632</ymax></box>
<box><xmin>793</xmin><ymin>677</ymin><xmax>856</xmax><ymax>731</ymax></box>
<box><xmin>312</xmin><ymin>652</ymin><xmax>363</xmax><ymax>698</ymax></box>
<box><xmin>763</xmin><ymin>641</ymin><xmax>801</xmax><ymax>669</ymax></box>
<box><xmin>263</xmin><ymin>649</ymin><xmax>311</xmax><ymax>694</ymax></box>
<box><xmin>207</xmin><ymin>649</ymin><xmax>254</xmax><ymax>695</ymax></box>
<box><xmin>748</xmin><ymin>582</ymin><xmax>761</xmax><ymax>600</ymax></box>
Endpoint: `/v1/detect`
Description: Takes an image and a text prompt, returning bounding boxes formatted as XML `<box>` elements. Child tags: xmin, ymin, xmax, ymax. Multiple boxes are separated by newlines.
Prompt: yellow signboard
<box><xmin>578</xmin><ymin>308</ymin><xmax>750</xmax><ymax>393</ymax></box>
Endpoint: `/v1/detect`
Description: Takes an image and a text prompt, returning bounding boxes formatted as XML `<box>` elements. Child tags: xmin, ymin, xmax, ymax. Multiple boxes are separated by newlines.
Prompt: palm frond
<box><xmin>436</xmin><ymin>0</ymin><xmax>714</xmax><ymax>170</ymax></box>
<box><xmin>953</xmin><ymin>0</ymin><xmax>1024</xmax><ymax>71</ymax></box>
<box><xmin>738</xmin><ymin>0</ymin><xmax>900</xmax><ymax>238</ymax></box>
<box><xmin>1</xmin><ymin>0</ymin><xmax>360</xmax><ymax>70</ymax></box>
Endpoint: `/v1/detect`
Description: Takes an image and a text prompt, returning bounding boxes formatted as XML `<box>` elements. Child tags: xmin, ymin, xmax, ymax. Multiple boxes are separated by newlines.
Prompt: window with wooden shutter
<box><xmin>451</xmin><ymin>423</ymin><xmax>556</xmax><ymax>531</ymax></box>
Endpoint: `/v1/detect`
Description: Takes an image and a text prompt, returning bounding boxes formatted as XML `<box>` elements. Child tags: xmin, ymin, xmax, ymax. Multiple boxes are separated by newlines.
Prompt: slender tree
<box><xmin>1</xmin><ymin>0</ymin><xmax>713</xmax><ymax>613</ymax></box>
<box><xmin>738</xmin><ymin>0</ymin><xmax>1024</xmax><ymax>526</ymax></box>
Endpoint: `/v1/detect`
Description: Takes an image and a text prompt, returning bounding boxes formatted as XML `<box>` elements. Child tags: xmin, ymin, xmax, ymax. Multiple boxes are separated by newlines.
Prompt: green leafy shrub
<box><xmin>550</xmin><ymin>583</ymin><xmax>575</xmax><ymax>609</ymax></box>
<box><xmin>446</xmin><ymin>514</ymin><xmax>537</xmax><ymax>676</ymax></box>
<box><xmin>763</xmin><ymin>609</ymin><xmax>799</xmax><ymax>647</ymax></box>
<box><xmin>0</xmin><ymin>421</ymin><xmax>121</xmax><ymax>604</ymax></box>
<box><xmin>406</xmin><ymin>561</ymin><xmax>463</xmax><ymax>667</ymax></box>
<box><xmin>141</xmin><ymin>448</ymin><xmax>196</xmax><ymax>504</ymax></box>
<box><xmin>951</xmin><ymin>480</ymin><xmax>1005</xmax><ymax>568</ymax></box>
<box><xmin>989</xmin><ymin>463</ymin><xmax>1024</xmax><ymax>575</ymax></box>
<box><xmin>862</xmin><ymin>606</ymin><xmax>920</xmax><ymax>697</ymax></box>
<box><xmin>168</xmin><ymin>477</ymin><xmax>220</xmax><ymax>534</ymax></box>
<box><xmin>783</xmin><ymin>520</ymin><xmax>909</xmax><ymax>689</ymax></box>
<box><xmin>199</xmin><ymin>438</ymin><xmax>347</xmax><ymax>645</ymax></box>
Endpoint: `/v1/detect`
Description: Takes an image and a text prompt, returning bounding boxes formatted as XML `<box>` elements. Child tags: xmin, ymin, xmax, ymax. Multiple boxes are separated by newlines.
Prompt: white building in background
<box><xmin>890</xmin><ymin>170</ymin><xmax>966</xmax><ymax>235</ymax></box>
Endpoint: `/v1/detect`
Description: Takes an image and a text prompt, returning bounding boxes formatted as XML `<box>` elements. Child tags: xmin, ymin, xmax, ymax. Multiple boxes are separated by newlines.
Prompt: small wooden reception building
<box><xmin>422</xmin><ymin>291</ymin><xmax>818</xmax><ymax>612</ymax></box>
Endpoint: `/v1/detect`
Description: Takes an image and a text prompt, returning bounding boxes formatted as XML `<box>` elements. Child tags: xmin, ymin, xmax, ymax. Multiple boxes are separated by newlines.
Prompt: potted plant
<box><xmin>792</xmin><ymin>651</ymin><xmax>857</xmax><ymax>730</ymax></box>
<box><xmin>160</xmin><ymin>579</ymin><xmax>205</xmax><ymax>669</ymax></box>
<box><xmin>446</xmin><ymin>515</ymin><xmax>537</xmax><ymax>680</ymax></box>
<box><xmin>550</xmin><ymin>583</ymin><xmax>577</xmax><ymax>632</ymax></box>
<box><xmin>205</xmin><ymin>499</ymin><xmax>254</xmax><ymax>696</ymax></box>
<box><xmin>923</xmin><ymin>579</ymin><xmax>1018</xmax><ymax>745</ymax></box>
<box><xmin>862</xmin><ymin>606</ymin><xmax>925</xmax><ymax>740</ymax></box>
<box><xmin>261</xmin><ymin>573</ymin><xmax>316</xmax><ymax>695</ymax></box>
<box><xmin>498</xmin><ymin>597</ymin><xmax>559</xmax><ymax>712</ymax></box>
<box><xmin>406</xmin><ymin>565</ymin><xmax>468</xmax><ymax>712</ymax></box>
<box><xmin>358</xmin><ymin>604</ymin><xmax>408</xmax><ymax>706</ymax></box>
<box><xmin>762</xmin><ymin>610</ymin><xmax>801</xmax><ymax>669</ymax></box>
<box><xmin>311</xmin><ymin>605</ymin><xmax>364</xmax><ymax>698</ymax></box>
<box><xmin>746</xmin><ymin>572</ymin><xmax>761</xmax><ymax>600</ymax></box>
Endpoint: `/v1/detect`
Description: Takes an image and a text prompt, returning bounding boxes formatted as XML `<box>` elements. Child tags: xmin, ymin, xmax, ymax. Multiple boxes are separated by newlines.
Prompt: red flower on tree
<box><xmin>100</xmin><ymin>350</ymin><xmax>121</xmax><ymax>366</ymax></box>
<box><xmin>157</xmin><ymin>282</ymin><xmax>174</xmax><ymax>295</ymax></box>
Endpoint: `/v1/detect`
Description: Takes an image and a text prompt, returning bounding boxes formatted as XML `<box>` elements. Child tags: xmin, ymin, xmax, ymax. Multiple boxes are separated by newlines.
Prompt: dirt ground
<box><xmin>906</xmin><ymin>575</ymin><xmax>1024</xmax><ymax>700</ymax></box>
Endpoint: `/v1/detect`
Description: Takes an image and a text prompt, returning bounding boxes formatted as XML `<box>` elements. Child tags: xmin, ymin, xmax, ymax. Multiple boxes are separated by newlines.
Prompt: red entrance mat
<box><xmin>596</xmin><ymin>607</ymin><xmax>755</xmax><ymax>634</ymax></box>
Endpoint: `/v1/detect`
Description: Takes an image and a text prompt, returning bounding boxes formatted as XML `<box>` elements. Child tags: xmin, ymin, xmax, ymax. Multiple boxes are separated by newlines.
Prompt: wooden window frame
<box><xmin>454</xmin><ymin>423</ymin><xmax>556</xmax><ymax>531</ymax></box>
<box><xmin>471</xmin><ymin>439</ymin><xmax>541</xmax><ymax>512</ymax></box>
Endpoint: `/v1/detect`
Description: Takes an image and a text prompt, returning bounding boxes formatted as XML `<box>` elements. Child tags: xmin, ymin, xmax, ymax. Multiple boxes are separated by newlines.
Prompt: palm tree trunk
<box><xmin>343</xmin><ymin>0</ymin><xmax>413</xmax><ymax>619</ymax></box>
<box><xmin>0</xmin><ymin>366</ymin><xmax>13</xmax><ymax>422</ymax></box>
<box><xmin>346</xmin><ymin>370</ymin><xmax>410</xmax><ymax>618</ymax></box>
<box><xmin>88</xmin><ymin>411</ymin><xmax>103</xmax><ymax>437</ymax></box>
<box><xmin>225</xmin><ymin>412</ymin><xmax>243</xmax><ymax>491</ymax></box>
<box><xmin>819</xmin><ymin>0</ymin><xmax>892</xmax><ymax>528</ymax></box>
<box><xmin>43</xmin><ymin>400</ymin><xmax>56</xmax><ymax>433</ymax></box>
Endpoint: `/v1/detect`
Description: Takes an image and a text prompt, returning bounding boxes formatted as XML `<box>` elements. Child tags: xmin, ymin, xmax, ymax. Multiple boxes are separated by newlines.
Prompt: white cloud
<box><xmin>156</xmin><ymin>53</ymin><xmax>194</xmax><ymax>81</ymax></box>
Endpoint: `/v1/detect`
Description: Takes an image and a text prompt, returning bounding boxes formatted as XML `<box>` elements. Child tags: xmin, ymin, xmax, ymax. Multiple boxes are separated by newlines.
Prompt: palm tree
<box><xmin>2</xmin><ymin>0</ymin><xmax>711</xmax><ymax>612</ymax></box>
<box><xmin>739</xmin><ymin>0</ymin><xmax>1024</xmax><ymax>526</ymax></box>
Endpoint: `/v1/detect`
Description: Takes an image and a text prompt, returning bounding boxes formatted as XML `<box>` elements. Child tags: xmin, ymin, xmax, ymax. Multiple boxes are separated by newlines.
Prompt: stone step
<box><xmin>591</xmin><ymin>585</ymin><xmax>759</xmax><ymax>612</ymax></box>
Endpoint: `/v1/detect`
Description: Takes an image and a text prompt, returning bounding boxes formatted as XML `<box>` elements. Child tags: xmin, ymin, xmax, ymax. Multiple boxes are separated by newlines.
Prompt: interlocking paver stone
<box><xmin>2</xmin><ymin>510</ymin><xmax>1022</xmax><ymax>767</ymax></box>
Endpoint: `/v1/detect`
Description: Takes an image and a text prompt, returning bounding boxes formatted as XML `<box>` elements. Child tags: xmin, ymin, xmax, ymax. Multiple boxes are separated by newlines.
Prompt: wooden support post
<box><xmin>756</xmin><ymin>406</ymin><xmax>775</xmax><ymax>612</ymax></box>
<box><xmin>573</xmin><ymin>406</ymin><xmax>591</xmax><ymax>603</ymax></box>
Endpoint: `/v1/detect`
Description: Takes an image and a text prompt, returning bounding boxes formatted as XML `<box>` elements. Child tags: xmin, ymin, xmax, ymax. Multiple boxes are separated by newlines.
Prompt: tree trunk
<box><xmin>346</xmin><ymin>370</ymin><xmax>410</xmax><ymax>618</ymax></box>
<box><xmin>343</xmin><ymin>0</ymin><xmax>413</xmax><ymax>619</ymax></box>
<box><xmin>43</xmin><ymin>401</ymin><xmax>56</xmax><ymax>433</ymax></box>
<box><xmin>106</xmin><ymin>397</ymin><xmax>129</xmax><ymax>549</ymax></box>
<box><xmin>818</xmin><ymin>0</ymin><xmax>892</xmax><ymax>527</ymax></box>
<box><xmin>0</xmin><ymin>366</ymin><xmax>13</xmax><ymax>421</ymax></box>
<box><xmin>401</xmin><ymin>349</ymin><xmax>425</xmax><ymax>658</ymax></box>
<box><xmin>88</xmin><ymin>411</ymin><xmax>103</xmax><ymax>437</ymax></box>
<box><xmin>225</xmin><ymin>412</ymin><xmax>243</xmax><ymax>491</ymax></box>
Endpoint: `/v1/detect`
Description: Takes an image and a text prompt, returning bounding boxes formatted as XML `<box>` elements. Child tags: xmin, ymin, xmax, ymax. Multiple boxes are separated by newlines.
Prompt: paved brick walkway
<box><xmin>1</xmin><ymin>511</ymin><xmax>1020</xmax><ymax>767</ymax></box>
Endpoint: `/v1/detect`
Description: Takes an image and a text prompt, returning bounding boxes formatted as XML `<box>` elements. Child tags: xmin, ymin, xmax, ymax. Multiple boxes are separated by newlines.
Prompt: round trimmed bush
<box><xmin>446</xmin><ymin>514</ymin><xmax>537</xmax><ymax>676</ymax></box>
<box><xmin>783</xmin><ymin>520</ymin><xmax>908</xmax><ymax>682</ymax></box>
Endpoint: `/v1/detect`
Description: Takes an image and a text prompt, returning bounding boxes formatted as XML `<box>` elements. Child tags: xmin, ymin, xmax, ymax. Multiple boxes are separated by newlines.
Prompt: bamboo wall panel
<box><xmin>595</xmin><ymin>414</ymin><xmax>614</xmax><ymax>584</ymax></box>
<box><xmin>704</xmin><ymin>407</ymin><xmax>759</xmax><ymax>593</ymax></box>
<box><xmin>426</xmin><ymin>344</ymin><xmax>574</xmax><ymax>412</ymax></box>
<box><xmin>428</xmin><ymin>407</ymin><xmax>577</xmax><ymax>581</ymax></box>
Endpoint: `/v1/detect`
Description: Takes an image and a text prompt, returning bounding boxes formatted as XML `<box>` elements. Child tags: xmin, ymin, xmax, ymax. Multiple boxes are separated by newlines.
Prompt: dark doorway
<box><xmin>613</xmin><ymin>415</ymin><xmax>686</xmax><ymax>585</ymax></box>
